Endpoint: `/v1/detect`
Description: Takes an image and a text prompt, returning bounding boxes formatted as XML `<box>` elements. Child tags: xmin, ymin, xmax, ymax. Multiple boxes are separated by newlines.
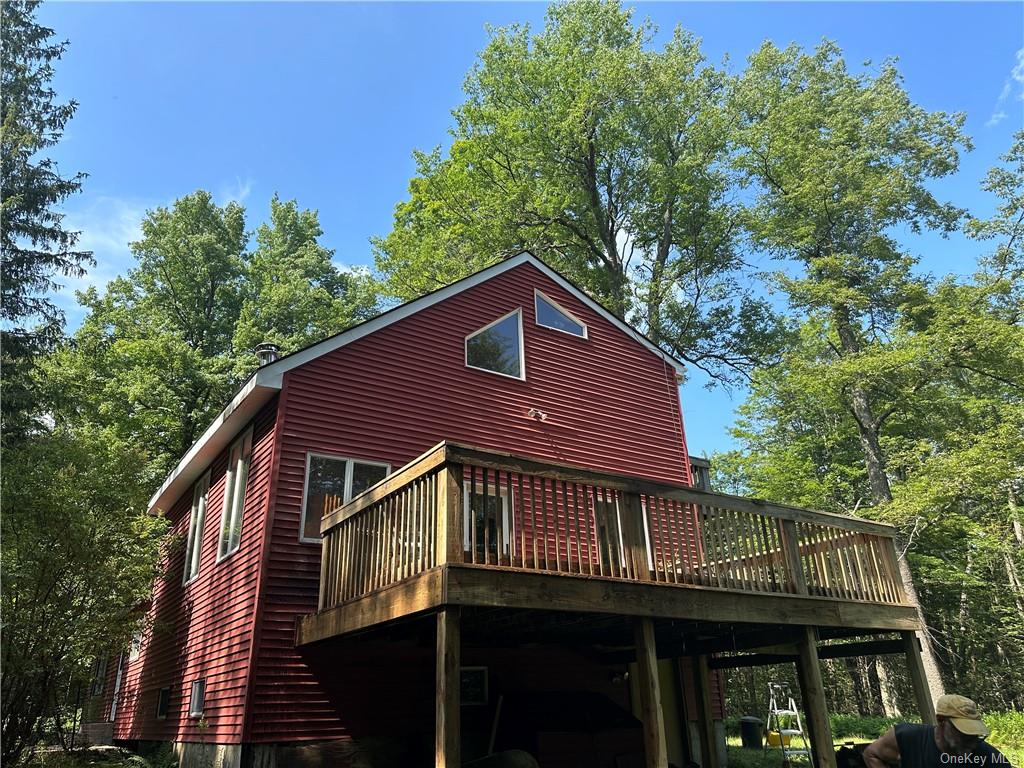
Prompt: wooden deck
<box><xmin>297</xmin><ymin>441</ymin><xmax>919</xmax><ymax>646</ymax></box>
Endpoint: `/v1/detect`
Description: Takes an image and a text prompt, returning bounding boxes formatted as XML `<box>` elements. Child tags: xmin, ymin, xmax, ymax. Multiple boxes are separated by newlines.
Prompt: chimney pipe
<box><xmin>255</xmin><ymin>342</ymin><xmax>280</xmax><ymax>367</ymax></box>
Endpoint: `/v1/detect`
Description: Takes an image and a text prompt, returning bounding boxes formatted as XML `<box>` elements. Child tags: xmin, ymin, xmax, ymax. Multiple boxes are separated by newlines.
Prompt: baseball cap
<box><xmin>936</xmin><ymin>694</ymin><xmax>989</xmax><ymax>738</ymax></box>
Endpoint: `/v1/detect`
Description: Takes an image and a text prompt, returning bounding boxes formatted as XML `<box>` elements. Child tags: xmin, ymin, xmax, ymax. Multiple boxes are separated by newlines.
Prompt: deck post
<box><xmin>795</xmin><ymin>626</ymin><xmax>836</xmax><ymax>768</ymax></box>
<box><xmin>437</xmin><ymin>459</ymin><xmax>464</xmax><ymax>565</ymax></box>
<box><xmin>622</xmin><ymin>492</ymin><xmax>652</xmax><ymax>581</ymax></box>
<box><xmin>780</xmin><ymin>519</ymin><xmax>808</xmax><ymax>595</ymax></box>
<box><xmin>436</xmin><ymin>607</ymin><xmax>461</xmax><ymax>768</ymax></box>
<box><xmin>692</xmin><ymin>654</ymin><xmax>720</xmax><ymax>768</ymax></box>
<box><xmin>901</xmin><ymin>630</ymin><xmax>936</xmax><ymax>725</ymax></box>
<box><xmin>634</xmin><ymin>618</ymin><xmax>668</xmax><ymax>768</ymax></box>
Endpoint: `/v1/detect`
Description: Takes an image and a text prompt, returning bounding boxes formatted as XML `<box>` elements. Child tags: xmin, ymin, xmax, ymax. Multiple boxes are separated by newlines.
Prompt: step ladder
<box><xmin>764</xmin><ymin>682</ymin><xmax>809</xmax><ymax>764</ymax></box>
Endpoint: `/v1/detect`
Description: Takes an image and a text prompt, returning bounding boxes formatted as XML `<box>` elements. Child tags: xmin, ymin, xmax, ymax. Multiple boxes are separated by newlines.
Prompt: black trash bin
<box><xmin>740</xmin><ymin>716</ymin><xmax>763</xmax><ymax>749</ymax></box>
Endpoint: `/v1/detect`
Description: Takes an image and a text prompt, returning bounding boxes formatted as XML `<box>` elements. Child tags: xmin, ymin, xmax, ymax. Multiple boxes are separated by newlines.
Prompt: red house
<box><xmin>84</xmin><ymin>254</ymin><xmax>932</xmax><ymax>768</ymax></box>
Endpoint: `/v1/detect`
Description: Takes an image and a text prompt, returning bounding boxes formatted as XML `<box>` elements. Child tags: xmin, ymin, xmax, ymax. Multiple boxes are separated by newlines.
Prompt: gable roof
<box><xmin>148</xmin><ymin>252</ymin><xmax>688</xmax><ymax>513</ymax></box>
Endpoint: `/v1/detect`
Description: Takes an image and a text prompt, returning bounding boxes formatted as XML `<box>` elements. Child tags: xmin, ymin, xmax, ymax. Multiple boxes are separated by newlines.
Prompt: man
<box><xmin>863</xmin><ymin>694</ymin><xmax>1012</xmax><ymax>768</ymax></box>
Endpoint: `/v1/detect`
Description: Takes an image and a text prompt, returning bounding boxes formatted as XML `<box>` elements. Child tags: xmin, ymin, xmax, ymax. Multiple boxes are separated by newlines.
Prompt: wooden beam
<box><xmin>795</xmin><ymin>627</ymin><xmax>836</xmax><ymax>768</ymax></box>
<box><xmin>444</xmin><ymin>564</ymin><xmax>921</xmax><ymax>632</ymax></box>
<box><xmin>436</xmin><ymin>461</ymin><xmax>464</xmax><ymax>565</ymax></box>
<box><xmin>296</xmin><ymin>569</ymin><xmax>442</xmax><ymax>645</ymax></box>
<box><xmin>780</xmin><ymin>519</ymin><xmax>808</xmax><ymax>595</ymax></box>
<box><xmin>634</xmin><ymin>618</ymin><xmax>668</xmax><ymax>768</ymax></box>
<box><xmin>710</xmin><ymin>638</ymin><xmax>906</xmax><ymax>669</ymax></box>
<box><xmin>710</xmin><ymin>653</ymin><xmax>796</xmax><ymax>670</ymax></box>
<box><xmin>436</xmin><ymin>608</ymin><xmax>460</xmax><ymax>768</ymax></box>
<box><xmin>692</xmin><ymin>655</ymin><xmax>720</xmax><ymax>768</ymax></box>
<box><xmin>819</xmin><ymin>638</ymin><xmax>904</xmax><ymax>660</ymax></box>
<box><xmin>901</xmin><ymin>630</ymin><xmax>937</xmax><ymax>725</ymax></box>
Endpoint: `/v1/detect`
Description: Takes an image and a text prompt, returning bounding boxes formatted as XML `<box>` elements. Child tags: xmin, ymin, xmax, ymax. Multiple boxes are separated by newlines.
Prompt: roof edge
<box><xmin>148</xmin><ymin>252</ymin><xmax>687</xmax><ymax>512</ymax></box>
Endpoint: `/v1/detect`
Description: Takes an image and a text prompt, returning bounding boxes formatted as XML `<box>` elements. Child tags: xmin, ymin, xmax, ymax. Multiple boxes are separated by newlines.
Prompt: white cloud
<box><xmin>56</xmin><ymin>196</ymin><xmax>149</xmax><ymax>330</ymax></box>
<box><xmin>218</xmin><ymin>176</ymin><xmax>254</xmax><ymax>206</ymax></box>
<box><xmin>987</xmin><ymin>47</ymin><xmax>1024</xmax><ymax>127</ymax></box>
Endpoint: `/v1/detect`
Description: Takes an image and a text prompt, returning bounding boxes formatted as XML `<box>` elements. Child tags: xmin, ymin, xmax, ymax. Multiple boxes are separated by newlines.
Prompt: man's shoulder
<box><xmin>895</xmin><ymin>723</ymin><xmax>935</xmax><ymax>738</ymax></box>
<box><xmin>978</xmin><ymin>742</ymin><xmax>1012</xmax><ymax>767</ymax></box>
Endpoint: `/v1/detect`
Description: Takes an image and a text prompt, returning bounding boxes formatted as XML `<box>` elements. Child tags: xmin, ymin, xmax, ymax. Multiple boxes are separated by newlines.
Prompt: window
<box><xmin>156</xmin><ymin>687</ymin><xmax>171</xmax><ymax>720</ymax></box>
<box><xmin>183</xmin><ymin>471</ymin><xmax>210</xmax><ymax>583</ymax></box>
<box><xmin>300</xmin><ymin>454</ymin><xmax>391</xmax><ymax>542</ymax></box>
<box><xmin>535</xmin><ymin>290</ymin><xmax>587</xmax><ymax>338</ymax></box>
<box><xmin>109</xmin><ymin>654</ymin><xmax>125</xmax><ymax>722</ymax></box>
<box><xmin>189</xmin><ymin>679</ymin><xmax>205</xmax><ymax>717</ymax></box>
<box><xmin>129</xmin><ymin>631</ymin><xmax>143</xmax><ymax>662</ymax></box>
<box><xmin>463</xmin><ymin>480</ymin><xmax>511</xmax><ymax>560</ymax></box>
<box><xmin>218</xmin><ymin>429</ymin><xmax>253</xmax><ymax>560</ymax></box>
<box><xmin>90</xmin><ymin>656</ymin><xmax>108</xmax><ymax>697</ymax></box>
<box><xmin>465</xmin><ymin>309</ymin><xmax>524</xmax><ymax>379</ymax></box>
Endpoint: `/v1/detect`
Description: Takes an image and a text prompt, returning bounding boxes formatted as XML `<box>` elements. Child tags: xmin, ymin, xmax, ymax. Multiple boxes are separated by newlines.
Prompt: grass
<box><xmin>20</xmin><ymin>745</ymin><xmax>177</xmax><ymax>768</ymax></box>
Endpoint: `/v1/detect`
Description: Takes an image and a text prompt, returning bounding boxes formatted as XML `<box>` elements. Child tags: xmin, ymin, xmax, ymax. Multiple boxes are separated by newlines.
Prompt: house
<box><xmin>82</xmin><ymin>253</ymin><xmax>934</xmax><ymax>768</ymax></box>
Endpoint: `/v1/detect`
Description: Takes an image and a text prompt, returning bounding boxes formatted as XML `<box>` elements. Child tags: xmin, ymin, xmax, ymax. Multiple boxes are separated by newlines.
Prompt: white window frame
<box><xmin>188</xmin><ymin>679</ymin><xmax>205</xmax><ymax>717</ymax></box>
<box><xmin>155</xmin><ymin>686</ymin><xmax>171</xmax><ymax>720</ymax></box>
<box><xmin>299</xmin><ymin>453</ymin><xmax>392</xmax><ymax>544</ymax></box>
<box><xmin>534</xmin><ymin>289</ymin><xmax>588</xmax><ymax>339</ymax></box>
<box><xmin>129</xmin><ymin>630</ymin><xmax>143</xmax><ymax>662</ymax></box>
<box><xmin>109</xmin><ymin>653</ymin><xmax>125</xmax><ymax>722</ymax></box>
<box><xmin>463</xmin><ymin>480</ymin><xmax>512</xmax><ymax>555</ymax></box>
<box><xmin>464</xmin><ymin>308</ymin><xmax>526</xmax><ymax>381</ymax></box>
<box><xmin>217</xmin><ymin>428</ymin><xmax>253</xmax><ymax>562</ymax></box>
<box><xmin>183</xmin><ymin>471</ymin><xmax>211</xmax><ymax>584</ymax></box>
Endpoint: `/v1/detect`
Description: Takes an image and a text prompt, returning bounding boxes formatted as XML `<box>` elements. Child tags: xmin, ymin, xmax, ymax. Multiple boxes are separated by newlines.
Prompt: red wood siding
<box><xmin>249</xmin><ymin>262</ymin><xmax>693</xmax><ymax>742</ymax></box>
<box><xmin>109</xmin><ymin>397</ymin><xmax>279</xmax><ymax>744</ymax></box>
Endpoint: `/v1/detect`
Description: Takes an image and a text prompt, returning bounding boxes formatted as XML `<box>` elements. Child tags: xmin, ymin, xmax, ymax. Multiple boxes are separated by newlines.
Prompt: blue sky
<box><xmin>41</xmin><ymin>1</ymin><xmax>1023</xmax><ymax>456</ymax></box>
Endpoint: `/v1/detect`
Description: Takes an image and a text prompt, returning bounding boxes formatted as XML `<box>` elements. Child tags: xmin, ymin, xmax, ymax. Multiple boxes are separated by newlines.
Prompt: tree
<box><xmin>731</xmin><ymin>39</ymin><xmax>972</xmax><ymax>698</ymax></box>
<box><xmin>716</xmin><ymin>133</ymin><xmax>1024</xmax><ymax>710</ymax></box>
<box><xmin>48</xmin><ymin>191</ymin><xmax>248</xmax><ymax>471</ymax></box>
<box><xmin>0</xmin><ymin>425</ymin><xmax>167</xmax><ymax>764</ymax></box>
<box><xmin>1</xmin><ymin>0</ymin><xmax>91</xmax><ymax>441</ymax></box>
<box><xmin>232</xmin><ymin>194</ymin><xmax>378</xmax><ymax>378</ymax></box>
<box><xmin>374</xmin><ymin>0</ymin><xmax>785</xmax><ymax>385</ymax></box>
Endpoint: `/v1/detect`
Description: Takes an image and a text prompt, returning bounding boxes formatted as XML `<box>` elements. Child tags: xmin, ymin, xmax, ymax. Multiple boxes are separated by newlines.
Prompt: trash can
<box><xmin>740</xmin><ymin>716</ymin><xmax>763</xmax><ymax>749</ymax></box>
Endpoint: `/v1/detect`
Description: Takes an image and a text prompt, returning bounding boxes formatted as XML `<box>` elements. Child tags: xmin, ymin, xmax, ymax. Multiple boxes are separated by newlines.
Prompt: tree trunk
<box><xmin>832</xmin><ymin>305</ymin><xmax>946</xmax><ymax>703</ymax></box>
<box><xmin>875</xmin><ymin>658</ymin><xmax>900</xmax><ymax>717</ymax></box>
<box><xmin>845</xmin><ymin>657</ymin><xmax>871</xmax><ymax>716</ymax></box>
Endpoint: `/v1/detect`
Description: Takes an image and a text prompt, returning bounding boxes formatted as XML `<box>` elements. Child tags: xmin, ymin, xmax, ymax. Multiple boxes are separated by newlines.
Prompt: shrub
<box><xmin>986</xmin><ymin>710</ymin><xmax>1024</xmax><ymax>750</ymax></box>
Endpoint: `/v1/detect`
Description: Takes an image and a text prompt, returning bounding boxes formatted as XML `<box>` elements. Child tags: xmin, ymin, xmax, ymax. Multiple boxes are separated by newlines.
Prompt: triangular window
<box><xmin>465</xmin><ymin>309</ymin><xmax>524</xmax><ymax>379</ymax></box>
<box><xmin>535</xmin><ymin>290</ymin><xmax>587</xmax><ymax>338</ymax></box>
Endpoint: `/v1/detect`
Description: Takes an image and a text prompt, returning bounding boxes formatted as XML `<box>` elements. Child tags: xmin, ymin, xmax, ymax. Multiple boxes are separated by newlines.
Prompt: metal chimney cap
<box><xmin>255</xmin><ymin>342</ymin><xmax>280</xmax><ymax>367</ymax></box>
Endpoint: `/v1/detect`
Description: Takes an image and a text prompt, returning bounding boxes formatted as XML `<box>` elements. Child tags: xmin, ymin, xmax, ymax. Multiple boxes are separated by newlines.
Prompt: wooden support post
<box><xmin>692</xmin><ymin>654</ymin><xmax>720</xmax><ymax>768</ymax></box>
<box><xmin>623</xmin><ymin>492</ymin><xmax>652</xmax><ymax>581</ymax></box>
<box><xmin>634</xmin><ymin>618</ymin><xmax>668</xmax><ymax>768</ymax></box>
<box><xmin>436</xmin><ymin>608</ymin><xmax>460</xmax><ymax>768</ymax></box>
<box><xmin>780</xmin><ymin>519</ymin><xmax>808</xmax><ymax>595</ymax></box>
<box><xmin>437</xmin><ymin>460</ymin><xmax>464</xmax><ymax>565</ymax></box>
<box><xmin>795</xmin><ymin>626</ymin><xmax>836</xmax><ymax>768</ymax></box>
<box><xmin>901</xmin><ymin>630</ymin><xmax>936</xmax><ymax>725</ymax></box>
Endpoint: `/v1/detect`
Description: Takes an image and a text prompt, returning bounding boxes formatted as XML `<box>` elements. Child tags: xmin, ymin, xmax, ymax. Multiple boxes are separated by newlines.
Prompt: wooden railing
<box><xmin>318</xmin><ymin>442</ymin><xmax>907</xmax><ymax>612</ymax></box>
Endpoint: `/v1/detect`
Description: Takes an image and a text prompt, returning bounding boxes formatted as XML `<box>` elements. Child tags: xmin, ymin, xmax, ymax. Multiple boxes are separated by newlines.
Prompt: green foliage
<box><xmin>233</xmin><ymin>194</ymin><xmax>378</xmax><ymax>378</ymax></box>
<box><xmin>20</xmin><ymin>746</ymin><xmax>176</xmax><ymax>768</ymax></box>
<box><xmin>829</xmin><ymin>714</ymin><xmax>907</xmax><ymax>740</ymax></box>
<box><xmin>717</xmin><ymin>134</ymin><xmax>1024</xmax><ymax>709</ymax></box>
<box><xmin>986</xmin><ymin>710</ymin><xmax>1024</xmax><ymax>750</ymax></box>
<box><xmin>1</xmin><ymin>426</ymin><xmax>168</xmax><ymax>764</ymax></box>
<box><xmin>0</xmin><ymin>0</ymin><xmax>92</xmax><ymax>441</ymax></box>
<box><xmin>374</xmin><ymin>0</ymin><xmax>787</xmax><ymax>385</ymax></box>
<box><xmin>48</xmin><ymin>191</ymin><xmax>378</xmax><ymax>476</ymax></box>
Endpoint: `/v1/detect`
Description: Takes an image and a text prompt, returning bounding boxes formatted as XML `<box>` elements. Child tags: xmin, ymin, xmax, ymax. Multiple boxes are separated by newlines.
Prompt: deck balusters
<box><xmin>315</xmin><ymin>443</ymin><xmax>908</xmax><ymax>613</ymax></box>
